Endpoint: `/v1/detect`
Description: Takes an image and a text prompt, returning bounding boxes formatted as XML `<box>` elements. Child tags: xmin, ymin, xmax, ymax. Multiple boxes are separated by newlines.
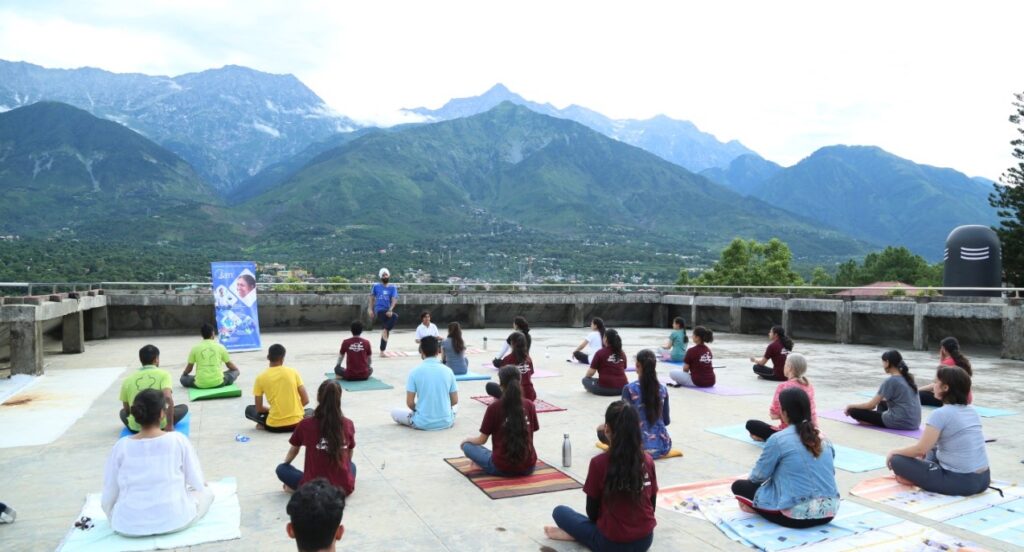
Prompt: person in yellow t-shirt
<box><xmin>181</xmin><ymin>324</ymin><xmax>240</xmax><ymax>389</ymax></box>
<box><xmin>119</xmin><ymin>344</ymin><xmax>188</xmax><ymax>432</ymax></box>
<box><xmin>245</xmin><ymin>344</ymin><xmax>311</xmax><ymax>432</ymax></box>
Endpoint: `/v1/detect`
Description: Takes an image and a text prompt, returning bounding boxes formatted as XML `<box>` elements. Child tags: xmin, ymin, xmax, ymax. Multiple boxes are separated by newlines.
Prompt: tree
<box><xmin>990</xmin><ymin>91</ymin><xmax>1024</xmax><ymax>285</ymax></box>
<box><xmin>810</xmin><ymin>267</ymin><xmax>833</xmax><ymax>287</ymax></box>
<box><xmin>695</xmin><ymin>238</ymin><xmax>803</xmax><ymax>286</ymax></box>
<box><xmin>829</xmin><ymin>247</ymin><xmax>941</xmax><ymax>287</ymax></box>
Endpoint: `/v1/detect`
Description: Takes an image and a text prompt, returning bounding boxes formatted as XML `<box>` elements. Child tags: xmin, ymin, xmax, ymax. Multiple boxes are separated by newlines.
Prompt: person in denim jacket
<box><xmin>731</xmin><ymin>387</ymin><xmax>839</xmax><ymax>528</ymax></box>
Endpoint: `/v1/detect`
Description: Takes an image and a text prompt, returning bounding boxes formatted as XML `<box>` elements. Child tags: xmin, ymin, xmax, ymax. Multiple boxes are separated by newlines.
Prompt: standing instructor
<box><xmin>369</xmin><ymin>268</ymin><xmax>399</xmax><ymax>355</ymax></box>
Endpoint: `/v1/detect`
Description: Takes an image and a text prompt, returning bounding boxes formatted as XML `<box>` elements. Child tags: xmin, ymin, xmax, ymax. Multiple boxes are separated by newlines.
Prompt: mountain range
<box><xmin>405</xmin><ymin>84</ymin><xmax>756</xmax><ymax>173</ymax></box>
<box><xmin>0</xmin><ymin>59</ymin><xmax>1005</xmax><ymax>280</ymax></box>
<box><xmin>701</xmin><ymin>147</ymin><xmax>998</xmax><ymax>258</ymax></box>
<box><xmin>0</xmin><ymin>60</ymin><xmax>356</xmax><ymax>192</ymax></box>
<box><xmin>0</xmin><ymin>102</ymin><xmax>232</xmax><ymax>241</ymax></box>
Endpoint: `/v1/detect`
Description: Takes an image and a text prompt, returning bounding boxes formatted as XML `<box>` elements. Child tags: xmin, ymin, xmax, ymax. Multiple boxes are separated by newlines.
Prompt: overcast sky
<box><xmin>0</xmin><ymin>0</ymin><xmax>1020</xmax><ymax>179</ymax></box>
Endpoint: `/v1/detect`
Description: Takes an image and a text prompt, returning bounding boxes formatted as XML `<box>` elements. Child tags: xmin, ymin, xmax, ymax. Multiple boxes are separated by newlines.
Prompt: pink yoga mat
<box><xmin>481</xmin><ymin>363</ymin><xmax>561</xmax><ymax>378</ymax></box>
<box><xmin>660</xmin><ymin>378</ymin><xmax>758</xmax><ymax>396</ymax></box>
<box><xmin>818</xmin><ymin>408</ymin><xmax>923</xmax><ymax>439</ymax></box>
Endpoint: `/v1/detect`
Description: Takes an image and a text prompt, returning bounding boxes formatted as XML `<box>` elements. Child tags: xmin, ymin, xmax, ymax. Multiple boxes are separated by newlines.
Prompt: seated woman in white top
<box><xmin>415</xmin><ymin>311</ymin><xmax>440</xmax><ymax>343</ymax></box>
<box><xmin>570</xmin><ymin>317</ymin><xmax>605</xmax><ymax>364</ymax></box>
<box><xmin>102</xmin><ymin>389</ymin><xmax>213</xmax><ymax>536</ymax></box>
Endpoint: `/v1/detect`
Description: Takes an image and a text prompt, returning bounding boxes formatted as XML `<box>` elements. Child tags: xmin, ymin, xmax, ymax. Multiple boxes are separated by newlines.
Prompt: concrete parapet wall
<box><xmin>5</xmin><ymin>291</ymin><xmax>1014</xmax><ymax>362</ymax></box>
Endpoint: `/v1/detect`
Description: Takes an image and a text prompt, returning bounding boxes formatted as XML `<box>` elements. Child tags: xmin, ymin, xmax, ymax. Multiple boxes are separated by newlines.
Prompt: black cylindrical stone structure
<box><xmin>943</xmin><ymin>225</ymin><xmax>1002</xmax><ymax>297</ymax></box>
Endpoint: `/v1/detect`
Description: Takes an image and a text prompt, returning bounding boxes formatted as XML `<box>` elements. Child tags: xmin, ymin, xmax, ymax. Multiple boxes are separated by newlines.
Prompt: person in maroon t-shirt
<box><xmin>669</xmin><ymin>326</ymin><xmax>716</xmax><ymax>388</ymax></box>
<box><xmin>276</xmin><ymin>380</ymin><xmax>357</xmax><ymax>495</ymax></box>
<box><xmin>582</xmin><ymin>329</ymin><xmax>629</xmax><ymax>396</ymax></box>
<box><xmin>545</xmin><ymin>401</ymin><xmax>657</xmax><ymax>550</ymax></box>
<box><xmin>460</xmin><ymin>366</ymin><xmax>540</xmax><ymax>476</ymax></box>
<box><xmin>335</xmin><ymin>321</ymin><xmax>373</xmax><ymax>381</ymax></box>
<box><xmin>485</xmin><ymin>332</ymin><xmax>536</xmax><ymax>400</ymax></box>
<box><xmin>750</xmin><ymin>325</ymin><xmax>793</xmax><ymax>381</ymax></box>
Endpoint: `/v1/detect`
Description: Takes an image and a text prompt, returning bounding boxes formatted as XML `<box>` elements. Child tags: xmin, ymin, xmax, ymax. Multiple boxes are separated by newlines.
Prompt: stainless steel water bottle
<box><xmin>562</xmin><ymin>433</ymin><xmax>571</xmax><ymax>467</ymax></box>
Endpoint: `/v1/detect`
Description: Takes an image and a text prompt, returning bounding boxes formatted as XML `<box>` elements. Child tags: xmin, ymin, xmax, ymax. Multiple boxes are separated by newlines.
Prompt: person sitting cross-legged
<box><xmin>245</xmin><ymin>344</ymin><xmax>312</xmax><ymax>432</ymax></box>
<box><xmin>103</xmin><ymin>389</ymin><xmax>213</xmax><ymax>537</ymax></box>
<box><xmin>460</xmin><ymin>366</ymin><xmax>540</xmax><ymax>476</ymax></box>
<box><xmin>277</xmin><ymin>380</ymin><xmax>357</xmax><ymax>496</ymax></box>
<box><xmin>181</xmin><ymin>323</ymin><xmax>240</xmax><ymax>389</ymax></box>
<box><xmin>119</xmin><ymin>344</ymin><xmax>187</xmax><ymax>433</ymax></box>
<box><xmin>390</xmin><ymin>336</ymin><xmax>459</xmax><ymax>430</ymax></box>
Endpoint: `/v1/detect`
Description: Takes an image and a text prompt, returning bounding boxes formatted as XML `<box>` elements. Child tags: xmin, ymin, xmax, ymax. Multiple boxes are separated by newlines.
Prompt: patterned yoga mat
<box><xmin>445</xmin><ymin>457</ymin><xmax>581</xmax><ymax>499</ymax></box>
<box><xmin>851</xmin><ymin>476</ymin><xmax>1024</xmax><ymax>548</ymax></box>
<box><xmin>655</xmin><ymin>476</ymin><xmax>955</xmax><ymax>551</ymax></box>
<box><xmin>470</xmin><ymin>395</ymin><xmax>566</xmax><ymax>413</ymax></box>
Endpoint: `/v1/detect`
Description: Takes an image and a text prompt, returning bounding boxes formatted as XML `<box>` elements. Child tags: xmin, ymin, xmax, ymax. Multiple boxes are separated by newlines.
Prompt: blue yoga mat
<box><xmin>706</xmin><ymin>424</ymin><xmax>887</xmax><ymax>473</ymax></box>
<box><xmin>455</xmin><ymin>371</ymin><xmax>491</xmax><ymax>382</ymax></box>
<box><xmin>119</xmin><ymin>412</ymin><xmax>191</xmax><ymax>438</ymax></box>
<box><xmin>856</xmin><ymin>391</ymin><xmax>1017</xmax><ymax>417</ymax></box>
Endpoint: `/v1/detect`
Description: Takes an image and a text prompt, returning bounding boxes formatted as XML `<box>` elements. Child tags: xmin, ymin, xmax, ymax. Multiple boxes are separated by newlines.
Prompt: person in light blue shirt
<box><xmin>368</xmin><ymin>268</ymin><xmax>399</xmax><ymax>354</ymax></box>
<box><xmin>731</xmin><ymin>387</ymin><xmax>839</xmax><ymax>528</ymax></box>
<box><xmin>391</xmin><ymin>337</ymin><xmax>459</xmax><ymax>430</ymax></box>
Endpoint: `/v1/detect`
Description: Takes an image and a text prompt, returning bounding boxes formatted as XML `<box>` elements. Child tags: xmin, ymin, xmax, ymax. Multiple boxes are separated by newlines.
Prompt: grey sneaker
<box><xmin>0</xmin><ymin>505</ymin><xmax>15</xmax><ymax>524</ymax></box>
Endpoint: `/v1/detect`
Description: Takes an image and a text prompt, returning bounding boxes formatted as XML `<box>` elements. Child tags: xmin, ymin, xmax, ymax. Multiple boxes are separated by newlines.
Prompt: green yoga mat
<box><xmin>324</xmin><ymin>374</ymin><xmax>394</xmax><ymax>391</ymax></box>
<box><xmin>188</xmin><ymin>383</ymin><xmax>242</xmax><ymax>401</ymax></box>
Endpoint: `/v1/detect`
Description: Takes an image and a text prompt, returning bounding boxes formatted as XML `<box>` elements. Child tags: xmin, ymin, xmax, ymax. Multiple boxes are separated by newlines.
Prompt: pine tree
<box><xmin>990</xmin><ymin>92</ymin><xmax>1024</xmax><ymax>285</ymax></box>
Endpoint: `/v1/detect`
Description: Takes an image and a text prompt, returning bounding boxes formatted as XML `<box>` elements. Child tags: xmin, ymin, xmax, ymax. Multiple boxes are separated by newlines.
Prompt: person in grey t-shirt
<box><xmin>441</xmin><ymin>322</ymin><xmax>469</xmax><ymax>376</ymax></box>
<box><xmin>887</xmin><ymin>366</ymin><xmax>990</xmax><ymax>496</ymax></box>
<box><xmin>845</xmin><ymin>350</ymin><xmax>922</xmax><ymax>430</ymax></box>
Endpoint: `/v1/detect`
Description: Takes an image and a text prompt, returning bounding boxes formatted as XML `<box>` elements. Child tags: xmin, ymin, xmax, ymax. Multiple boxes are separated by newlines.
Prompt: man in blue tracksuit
<box><xmin>368</xmin><ymin>268</ymin><xmax>399</xmax><ymax>354</ymax></box>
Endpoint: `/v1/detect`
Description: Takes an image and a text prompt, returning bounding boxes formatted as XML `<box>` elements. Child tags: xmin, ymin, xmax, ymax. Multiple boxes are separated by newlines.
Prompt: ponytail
<box><xmin>497</xmin><ymin>365</ymin><xmax>529</xmax><ymax>467</ymax></box>
<box><xmin>315</xmin><ymin>380</ymin><xmax>347</xmax><ymax>463</ymax></box>
<box><xmin>513</xmin><ymin>316</ymin><xmax>532</xmax><ymax>351</ymax></box>
<box><xmin>509</xmin><ymin>331</ymin><xmax>529</xmax><ymax>364</ymax></box>
<box><xmin>605</xmin><ymin>329</ymin><xmax>624</xmax><ymax>360</ymax></box>
<box><xmin>779</xmin><ymin>387</ymin><xmax>822</xmax><ymax>457</ymax></box>
<box><xmin>673</xmin><ymin>317</ymin><xmax>689</xmax><ymax>345</ymax></box>
<box><xmin>635</xmin><ymin>350</ymin><xmax>662</xmax><ymax>425</ymax></box>
<box><xmin>603</xmin><ymin>401</ymin><xmax>646</xmax><ymax>501</ymax></box>
<box><xmin>592</xmin><ymin>317</ymin><xmax>606</xmax><ymax>340</ymax></box>
<box><xmin>786</xmin><ymin>352</ymin><xmax>809</xmax><ymax>386</ymax></box>
<box><xmin>692</xmin><ymin>325</ymin><xmax>714</xmax><ymax>345</ymax></box>
<box><xmin>941</xmin><ymin>337</ymin><xmax>972</xmax><ymax>376</ymax></box>
<box><xmin>772</xmin><ymin>325</ymin><xmax>794</xmax><ymax>351</ymax></box>
<box><xmin>882</xmin><ymin>349</ymin><xmax>917</xmax><ymax>392</ymax></box>
<box><xmin>448</xmin><ymin>322</ymin><xmax>466</xmax><ymax>354</ymax></box>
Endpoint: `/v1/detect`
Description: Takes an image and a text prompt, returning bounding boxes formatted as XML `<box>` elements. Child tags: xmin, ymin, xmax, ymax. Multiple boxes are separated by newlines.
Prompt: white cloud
<box><xmin>0</xmin><ymin>0</ymin><xmax>1020</xmax><ymax>178</ymax></box>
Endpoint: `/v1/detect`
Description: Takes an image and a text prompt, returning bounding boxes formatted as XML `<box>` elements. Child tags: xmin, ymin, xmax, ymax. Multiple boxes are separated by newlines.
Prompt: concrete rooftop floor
<box><xmin>1</xmin><ymin>326</ymin><xmax>1022</xmax><ymax>552</ymax></box>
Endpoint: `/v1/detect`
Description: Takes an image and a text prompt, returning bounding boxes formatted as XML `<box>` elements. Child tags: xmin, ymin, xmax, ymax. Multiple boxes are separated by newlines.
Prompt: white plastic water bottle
<box><xmin>483</xmin><ymin>336</ymin><xmax>488</xmax><ymax>350</ymax></box>
<box><xmin>562</xmin><ymin>433</ymin><xmax>571</xmax><ymax>467</ymax></box>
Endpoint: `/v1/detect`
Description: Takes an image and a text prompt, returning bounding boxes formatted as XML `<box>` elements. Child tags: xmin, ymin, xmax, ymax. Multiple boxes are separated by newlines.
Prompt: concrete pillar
<box><xmin>9</xmin><ymin>320</ymin><xmax>43</xmax><ymax>375</ymax></box>
<box><xmin>836</xmin><ymin>297</ymin><xmax>853</xmax><ymax>344</ymax></box>
<box><xmin>913</xmin><ymin>299</ymin><xmax>929</xmax><ymax>351</ymax></box>
<box><xmin>690</xmin><ymin>300</ymin><xmax>698</xmax><ymax>328</ymax></box>
<box><xmin>570</xmin><ymin>303</ymin><xmax>585</xmax><ymax>327</ymax></box>
<box><xmin>85</xmin><ymin>306</ymin><xmax>109</xmax><ymax>340</ymax></box>
<box><xmin>1002</xmin><ymin>301</ymin><xmax>1024</xmax><ymax>360</ymax></box>
<box><xmin>652</xmin><ymin>303</ymin><xmax>669</xmax><ymax>329</ymax></box>
<box><xmin>468</xmin><ymin>303</ymin><xmax>486</xmax><ymax>329</ymax></box>
<box><xmin>62</xmin><ymin>310</ymin><xmax>85</xmax><ymax>354</ymax></box>
<box><xmin>729</xmin><ymin>295</ymin><xmax>742</xmax><ymax>334</ymax></box>
<box><xmin>781</xmin><ymin>299</ymin><xmax>791</xmax><ymax>333</ymax></box>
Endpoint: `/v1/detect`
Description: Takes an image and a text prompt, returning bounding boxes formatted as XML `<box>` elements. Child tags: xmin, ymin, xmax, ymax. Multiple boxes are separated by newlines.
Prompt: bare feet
<box><xmin>543</xmin><ymin>526</ymin><xmax>575</xmax><ymax>542</ymax></box>
<box><xmin>738</xmin><ymin>501</ymin><xmax>756</xmax><ymax>514</ymax></box>
<box><xmin>894</xmin><ymin>475</ymin><xmax>915</xmax><ymax>486</ymax></box>
<box><xmin>282</xmin><ymin>484</ymin><xmax>295</xmax><ymax>494</ymax></box>
<box><xmin>749</xmin><ymin>434</ymin><xmax>765</xmax><ymax>442</ymax></box>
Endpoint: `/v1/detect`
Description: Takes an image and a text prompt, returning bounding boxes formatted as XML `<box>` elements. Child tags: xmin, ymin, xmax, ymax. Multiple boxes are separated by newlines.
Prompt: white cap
<box><xmin>379</xmin><ymin>268</ymin><xmax>390</xmax><ymax>278</ymax></box>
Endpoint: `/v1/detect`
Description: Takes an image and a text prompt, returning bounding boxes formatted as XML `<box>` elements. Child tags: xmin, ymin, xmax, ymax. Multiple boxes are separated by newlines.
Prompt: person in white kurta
<box><xmin>101</xmin><ymin>389</ymin><xmax>213</xmax><ymax>536</ymax></box>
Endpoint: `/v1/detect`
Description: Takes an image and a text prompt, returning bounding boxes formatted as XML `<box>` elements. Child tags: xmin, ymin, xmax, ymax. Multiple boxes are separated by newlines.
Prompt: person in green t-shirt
<box><xmin>181</xmin><ymin>323</ymin><xmax>240</xmax><ymax>389</ymax></box>
<box><xmin>658</xmin><ymin>317</ymin><xmax>688</xmax><ymax>362</ymax></box>
<box><xmin>119</xmin><ymin>344</ymin><xmax>188</xmax><ymax>432</ymax></box>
